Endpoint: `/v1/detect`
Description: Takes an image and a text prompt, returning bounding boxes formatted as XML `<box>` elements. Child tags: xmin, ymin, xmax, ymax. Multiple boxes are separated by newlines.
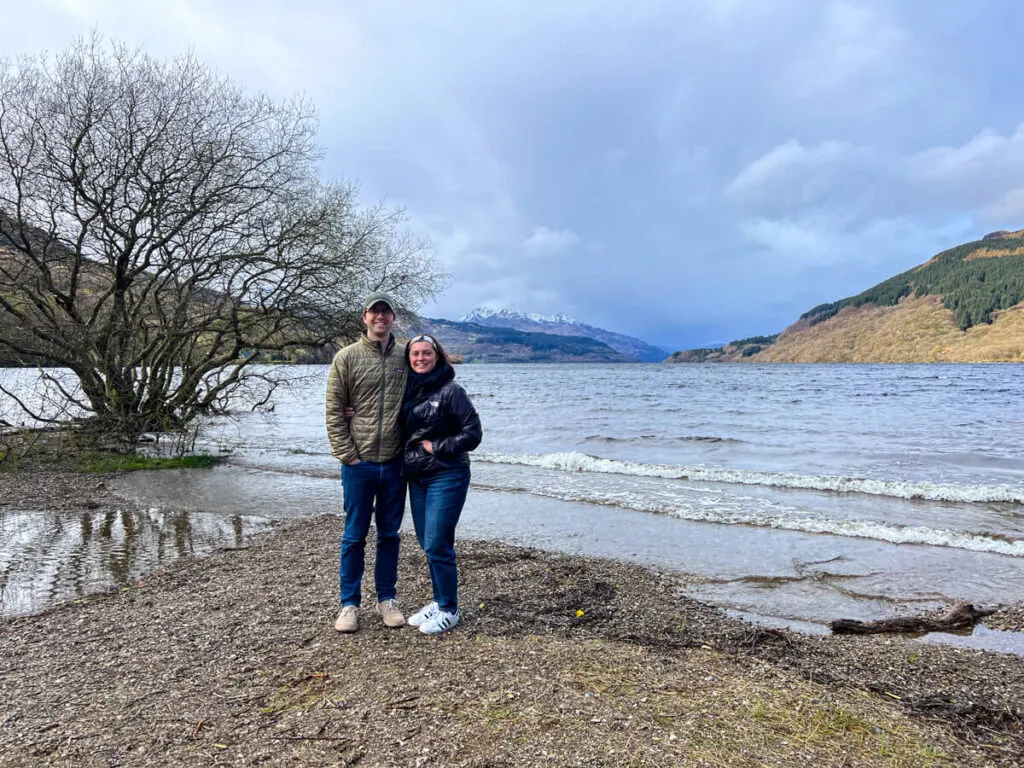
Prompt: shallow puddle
<box><xmin>916</xmin><ymin>624</ymin><xmax>1024</xmax><ymax>655</ymax></box>
<box><xmin>0</xmin><ymin>506</ymin><xmax>274</xmax><ymax>618</ymax></box>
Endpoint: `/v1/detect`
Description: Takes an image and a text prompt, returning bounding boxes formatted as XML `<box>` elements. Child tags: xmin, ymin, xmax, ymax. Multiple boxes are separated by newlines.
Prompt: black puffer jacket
<box><xmin>401</xmin><ymin>363</ymin><xmax>482</xmax><ymax>478</ymax></box>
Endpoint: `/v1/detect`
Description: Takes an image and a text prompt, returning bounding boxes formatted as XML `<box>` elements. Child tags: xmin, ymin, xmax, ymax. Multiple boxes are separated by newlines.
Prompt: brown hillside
<box><xmin>754</xmin><ymin>295</ymin><xmax>1024</xmax><ymax>363</ymax></box>
<box><xmin>966</xmin><ymin>245</ymin><xmax>1024</xmax><ymax>261</ymax></box>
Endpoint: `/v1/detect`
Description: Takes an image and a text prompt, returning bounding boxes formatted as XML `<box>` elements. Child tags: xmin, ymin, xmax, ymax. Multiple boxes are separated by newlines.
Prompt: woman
<box><xmin>401</xmin><ymin>333</ymin><xmax>482</xmax><ymax>634</ymax></box>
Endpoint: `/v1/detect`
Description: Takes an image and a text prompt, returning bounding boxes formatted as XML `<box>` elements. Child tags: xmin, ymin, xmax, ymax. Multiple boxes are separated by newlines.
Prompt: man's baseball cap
<box><xmin>362</xmin><ymin>292</ymin><xmax>397</xmax><ymax>312</ymax></box>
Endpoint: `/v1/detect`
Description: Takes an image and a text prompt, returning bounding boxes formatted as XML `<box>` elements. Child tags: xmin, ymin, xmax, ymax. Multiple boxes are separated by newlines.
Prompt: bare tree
<box><xmin>0</xmin><ymin>36</ymin><xmax>440</xmax><ymax>441</ymax></box>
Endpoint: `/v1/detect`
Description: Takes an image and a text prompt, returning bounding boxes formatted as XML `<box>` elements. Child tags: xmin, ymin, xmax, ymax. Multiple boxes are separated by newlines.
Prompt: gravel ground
<box><xmin>986</xmin><ymin>606</ymin><xmax>1024</xmax><ymax>633</ymax></box>
<box><xmin>2</xmin><ymin>467</ymin><xmax>130</xmax><ymax>512</ymax></box>
<box><xmin>2</xmin><ymin>469</ymin><xmax>1023</xmax><ymax>766</ymax></box>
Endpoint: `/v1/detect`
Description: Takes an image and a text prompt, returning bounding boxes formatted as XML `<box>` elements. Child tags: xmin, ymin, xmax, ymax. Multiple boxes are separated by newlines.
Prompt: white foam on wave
<box><xmin>475</xmin><ymin>450</ymin><xmax>1024</xmax><ymax>505</ymax></box>
<box><xmin>471</xmin><ymin>480</ymin><xmax>1024</xmax><ymax>557</ymax></box>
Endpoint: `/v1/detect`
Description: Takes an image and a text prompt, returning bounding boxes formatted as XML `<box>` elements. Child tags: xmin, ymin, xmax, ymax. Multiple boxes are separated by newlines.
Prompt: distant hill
<box><xmin>408</xmin><ymin>317</ymin><xmax>636</xmax><ymax>363</ymax></box>
<box><xmin>460</xmin><ymin>308</ymin><xmax>667</xmax><ymax>362</ymax></box>
<box><xmin>666</xmin><ymin>335</ymin><xmax>780</xmax><ymax>363</ymax></box>
<box><xmin>0</xmin><ymin>244</ymin><xmax>635</xmax><ymax>366</ymax></box>
<box><xmin>667</xmin><ymin>229</ymin><xmax>1024</xmax><ymax>363</ymax></box>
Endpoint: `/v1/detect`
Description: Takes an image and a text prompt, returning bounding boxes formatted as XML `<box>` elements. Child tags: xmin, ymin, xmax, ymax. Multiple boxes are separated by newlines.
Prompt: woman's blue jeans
<box><xmin>339</xmin><ymin>458</ymin><xmax>406</xmax><ymax>607</ymax></box>
<box><xmin>408</xmin><ymin>467</ymin><xmax>470</xmax><ymax>613</ymax></box>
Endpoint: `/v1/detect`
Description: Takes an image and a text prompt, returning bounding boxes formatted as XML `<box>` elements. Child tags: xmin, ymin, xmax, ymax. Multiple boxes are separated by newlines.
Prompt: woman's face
<box><xmin>409</xmin><ymin>341</ymin><xmax>437</xmax><ymax>374</ymax></box>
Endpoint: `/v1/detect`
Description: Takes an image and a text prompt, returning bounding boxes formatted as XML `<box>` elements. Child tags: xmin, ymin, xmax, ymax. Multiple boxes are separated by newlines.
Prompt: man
<box><xmin>326</xmin><ymin>292</ymin><xmax>409</xmax><ymax>633</ymax></box>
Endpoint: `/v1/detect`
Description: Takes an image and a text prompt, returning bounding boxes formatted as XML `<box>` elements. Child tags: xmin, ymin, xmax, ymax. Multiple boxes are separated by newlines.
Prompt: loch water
<box><xmin>4</xmin><ymin>363</ymin><xmax>1024</xmax><ymax>651</ymax></box>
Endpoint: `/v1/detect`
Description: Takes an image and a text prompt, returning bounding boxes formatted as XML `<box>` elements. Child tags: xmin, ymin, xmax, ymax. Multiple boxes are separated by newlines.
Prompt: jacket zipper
<box><xmin>376</xmin><ymin>342</ymin><xmax>386</xmax><ymax>462</ymax></box>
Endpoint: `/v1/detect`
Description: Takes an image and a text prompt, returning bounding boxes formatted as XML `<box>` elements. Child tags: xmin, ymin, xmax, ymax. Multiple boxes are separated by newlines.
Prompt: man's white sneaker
<box><xmin>419</xmin><ymin>609</ymin><xmax>459</xmax><ymax>635</ymax></box>
<box><xmin>408</xmin><ymin>601</ymin><xmax>439</xmax><ymax>628</ymax></box>
<box><xmin>334</xmin><ymin>605</ymin><xmax>359</xmax><ymax>633</ymax></box>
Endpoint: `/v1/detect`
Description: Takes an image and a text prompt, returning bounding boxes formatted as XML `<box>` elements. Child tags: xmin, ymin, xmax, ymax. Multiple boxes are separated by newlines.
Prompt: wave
<box><xmin>471</xmin><ymin>481</ymin><xmax>1024</xmax><ymax>557</ymax></box>
<box><xmin>581</xmin><ymin>434</ymin><xmax>659</xmax><ymax>443</ymax></box>
<box><xmin>580</xmin><ymin>434</ymin><xmax>743</xmax><ymax>444</ymax></box>
<box><xmin>679</xmin><ymin>435</ymin><xmax>744</xmax><ymax>444</ymax></box>
<box><xmin>475</xmin><ymin>451</ymin><xmax>1024</xmax><ymax>505</ymax></box>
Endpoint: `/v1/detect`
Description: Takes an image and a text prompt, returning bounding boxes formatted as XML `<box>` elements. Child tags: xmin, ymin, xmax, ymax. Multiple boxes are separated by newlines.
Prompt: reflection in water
<box><xmin>0</xmin><ymin>507</ymin><xmax>275</xmax><ymax>618</ymax></box>
<box><xmin>0</xmin><ymin>466</ymin><xmax>343</xmax><ymax>619</ymax></box>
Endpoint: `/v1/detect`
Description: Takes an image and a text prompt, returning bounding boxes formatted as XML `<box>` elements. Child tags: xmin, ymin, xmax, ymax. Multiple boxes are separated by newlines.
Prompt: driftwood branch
<box><xmin>829</xmin><ymin>603</ymin><xmax>999</xmax><ymax>635</ymax></box>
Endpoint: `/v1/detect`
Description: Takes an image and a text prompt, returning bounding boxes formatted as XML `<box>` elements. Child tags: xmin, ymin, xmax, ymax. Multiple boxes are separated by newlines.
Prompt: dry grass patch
<box><xmin>758</xmin><ymin>296</ymin><xmax>1024</xmax><ymax>363</ymax></box>
<box><xmin>965</xmin><ymin>245</ymin><xmax>1024</xmax><ymax>260</ymax></box>
<box><xmin>261</xmin><ymin>637</ymin><xmax>963</xmax><ymax>767</ymax></box>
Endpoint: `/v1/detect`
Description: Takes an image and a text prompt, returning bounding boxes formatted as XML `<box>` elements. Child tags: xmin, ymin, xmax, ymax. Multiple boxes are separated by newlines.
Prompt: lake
<box><xmin>4</xmin><ymin>363</ymin><xmax>1024</xmax><ymax>651</ymax></box>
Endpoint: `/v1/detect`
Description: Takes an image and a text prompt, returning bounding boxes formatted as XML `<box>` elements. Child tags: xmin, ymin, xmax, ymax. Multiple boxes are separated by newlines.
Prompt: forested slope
<box><xmin>666</xmin><ymin>229</ymin><xmax>1024</xmax><ymax>363</ymax></box>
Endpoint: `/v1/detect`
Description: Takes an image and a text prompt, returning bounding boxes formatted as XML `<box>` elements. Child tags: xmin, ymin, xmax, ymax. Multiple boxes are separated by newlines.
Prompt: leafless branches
<box><xmin>0</xmin><ymin>35</ymin><xmax>441</xmax><ymax>440</ymax></box>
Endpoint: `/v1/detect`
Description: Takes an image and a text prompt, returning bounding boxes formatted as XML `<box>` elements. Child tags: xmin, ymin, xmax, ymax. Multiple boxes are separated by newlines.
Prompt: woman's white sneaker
<box><xmin>408</xmin><ymin>601</ymin><xmax>439</xmax><ymax>628</ymax></box>
<box><xmin>419</xmin><ymin>609</ymin><xmax>459</xmax><ymax>635</ymax></box>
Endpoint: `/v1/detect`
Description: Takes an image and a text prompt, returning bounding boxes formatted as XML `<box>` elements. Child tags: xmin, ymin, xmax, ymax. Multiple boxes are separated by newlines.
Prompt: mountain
<box><xmin>459</xmin><ymin>308</ymin><xmax>667</xmax><ymax>362</ymax></box>
<box><xmin>407</xmin><ymin>318</ymin><xmax>635</xmax><ymax>363</ymax></box>
<box><xmin>666</xmin><ymin>229</ymin><xmax>1024</xmax><ymax>363</ymax></box>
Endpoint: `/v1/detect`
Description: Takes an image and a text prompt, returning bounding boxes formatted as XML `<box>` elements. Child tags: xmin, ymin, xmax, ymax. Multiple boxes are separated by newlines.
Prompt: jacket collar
<box><xmin>360</xmin><ymin>331</ymin><xmax>395</xmax><ymax>354</ymax></box>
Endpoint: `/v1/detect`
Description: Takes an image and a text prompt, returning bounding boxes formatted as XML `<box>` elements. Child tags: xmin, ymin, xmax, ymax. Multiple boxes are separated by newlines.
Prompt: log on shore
<box><xmin>829</xmin><ymin>603</ymin><xmax>998</xmax><ymax>635</ymax></box>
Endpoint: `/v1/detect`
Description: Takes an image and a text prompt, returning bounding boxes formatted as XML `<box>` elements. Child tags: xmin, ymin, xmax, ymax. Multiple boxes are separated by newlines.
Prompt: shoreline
<box><xmin>2</xmin><ymin>470</ymin><xmax>1024</xmax><ymax>765</ymax></box>
<box><xmin>9</xmin><ymin>464</ymin><xmax>1024</xmax><ymax>641</ymax></box>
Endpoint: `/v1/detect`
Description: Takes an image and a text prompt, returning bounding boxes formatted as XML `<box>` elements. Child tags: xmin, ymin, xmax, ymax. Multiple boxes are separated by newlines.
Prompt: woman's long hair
<box><xmin>405</xmin><ymin>333</ymin><xmax>450</xmax><ymax>370</ymax></box>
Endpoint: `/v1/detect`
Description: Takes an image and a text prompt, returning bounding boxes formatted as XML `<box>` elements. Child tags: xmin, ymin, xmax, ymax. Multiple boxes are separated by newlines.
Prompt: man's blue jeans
<box><xmin>408</xmin><ymin>467</ymin><xmax>470</xmax><ymax>613</ymax></box>
<box><xmin>339</xmin><ymin>458</ymin><xmax>406</xmax><ymax>607</ymax></box>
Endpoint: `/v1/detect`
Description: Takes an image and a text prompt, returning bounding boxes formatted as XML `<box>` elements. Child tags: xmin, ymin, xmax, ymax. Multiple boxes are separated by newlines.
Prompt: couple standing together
<box><xmin>325</xmin><ymin>292</ymin><xmax>482</xmax><ymax>636</ymax></box>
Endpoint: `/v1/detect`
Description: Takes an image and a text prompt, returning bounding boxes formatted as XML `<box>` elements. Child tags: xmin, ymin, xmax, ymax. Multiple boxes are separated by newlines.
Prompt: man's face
<box><xmin>363</xmin><ymin>302</ymin><xmax>395</xmax><ymax>337</ymax></box>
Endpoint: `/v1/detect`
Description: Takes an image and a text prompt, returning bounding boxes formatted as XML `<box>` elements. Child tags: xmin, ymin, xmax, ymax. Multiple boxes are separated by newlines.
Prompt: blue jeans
<box><xmin>339</xmin><ymin>458</ymin><xmax>406</xmax><ymax>607</ymax></box>
<box><xmin>408</xmin><ymin>467</ymin><xmax>470</xmax><ymax>614</ymax></box>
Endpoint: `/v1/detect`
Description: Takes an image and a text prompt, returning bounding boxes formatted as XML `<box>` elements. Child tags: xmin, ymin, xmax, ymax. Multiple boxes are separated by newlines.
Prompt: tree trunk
<box><xmin>829</xmin><ymin>603</ymin><xmax>998</xmax><ymax>635</ymax></box>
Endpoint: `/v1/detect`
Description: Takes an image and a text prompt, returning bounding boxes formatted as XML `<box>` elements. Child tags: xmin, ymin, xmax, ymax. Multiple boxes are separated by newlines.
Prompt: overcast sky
<box><xmin>5</xmin><ymin>1</ymin><xmax>1024</xmax><ymax>349</ymax></box>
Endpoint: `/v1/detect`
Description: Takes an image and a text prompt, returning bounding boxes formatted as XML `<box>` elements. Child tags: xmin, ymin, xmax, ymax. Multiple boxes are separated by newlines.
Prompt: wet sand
<box><xmin>2</xmin><ymin>468</ymin><xmax>1024</xmax><ymax>766</ymax></box>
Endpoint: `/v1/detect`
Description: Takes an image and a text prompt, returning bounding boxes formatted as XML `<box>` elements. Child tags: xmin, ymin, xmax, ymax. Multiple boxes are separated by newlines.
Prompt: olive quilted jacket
<box><xmin>325</xmin><ymin>333</ymin><xmax>408</xmax><ymax>464</ymax></box>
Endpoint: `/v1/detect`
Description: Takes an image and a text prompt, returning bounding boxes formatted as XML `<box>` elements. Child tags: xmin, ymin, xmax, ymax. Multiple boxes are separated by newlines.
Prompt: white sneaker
<box><xmin>419</xmin><ymin>609</ymin><xmax>459</xmax><ymax>635</ymax></box>
<box><xmin>334</xmin><ymin>605</ymin><xmax>359</xmax><ymax>633</ymax></box>
<box><xmin>408</xmin><ymin>601</ymin><xmax>439</xmax><ymax>628</ymax></box>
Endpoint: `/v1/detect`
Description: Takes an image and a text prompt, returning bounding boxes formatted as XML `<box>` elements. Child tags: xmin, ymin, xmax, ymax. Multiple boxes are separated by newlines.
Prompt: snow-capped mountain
<box><xmin>457</xmin><ymin>307</ymin><xmax>668</xmax><ymax>362</ymax></box>
<box><xmin>460</xmin><ymin>308</ymin><xmax>582</xmax><ymax>327</ymax></box>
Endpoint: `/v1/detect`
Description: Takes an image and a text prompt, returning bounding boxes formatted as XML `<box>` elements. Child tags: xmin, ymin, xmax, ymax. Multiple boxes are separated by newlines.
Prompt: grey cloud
<box><xmin>913</xmin><ymin>124</ymin><xmax>1024</xmax><ymax>214</ymax></box>
<box><xmin>725</xmin><ymin>140</ymin><xmax>874</xmax><ymax>209</ymax></box>
<box><xmin>522</xmin><ymin>227</ymin><xmax>580</xmax><ymax>256</ymax></box>
<box><xmin>727</xmin><ymin>124</ymin><xmax>1024</xmax><ymax>229</ymax></box>
<box><xmin>986</xmin><ymin>189</ymin><xmax>1024</xmax><ymax>220</ymax></box>
<box><xmin>776</xmin><ymin>1</ymin><xmax>911</xmax><ymax>111</ymax></box>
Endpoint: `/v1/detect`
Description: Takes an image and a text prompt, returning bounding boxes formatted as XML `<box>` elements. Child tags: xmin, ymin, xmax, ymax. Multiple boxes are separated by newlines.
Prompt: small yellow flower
<box><xmin>575</xmin><ymin>609</ymin><xmax>585</xmax><ymax>618</ymax></box>
<box><xmin>479</xmin><ymin>602</ymin><xmax>485</xmax><ymax>609</ymax></box>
